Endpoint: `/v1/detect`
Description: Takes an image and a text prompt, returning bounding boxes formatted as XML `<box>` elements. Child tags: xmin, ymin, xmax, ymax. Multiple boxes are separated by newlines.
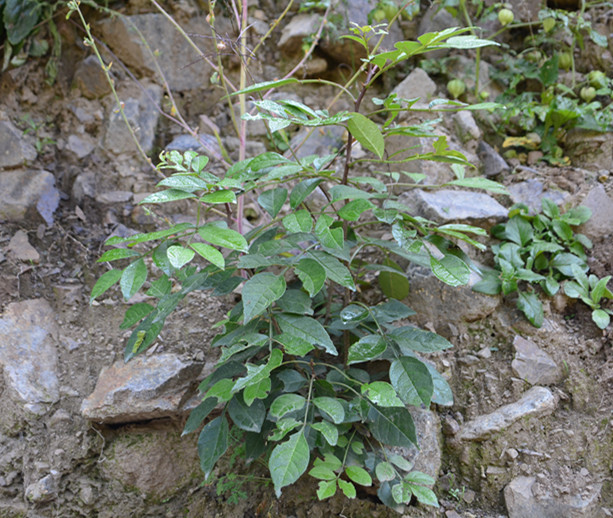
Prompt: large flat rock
<box><xmin>0</xmin><ymin>169</ymin><xmax>59</xmax><ymax>224</ymax></box>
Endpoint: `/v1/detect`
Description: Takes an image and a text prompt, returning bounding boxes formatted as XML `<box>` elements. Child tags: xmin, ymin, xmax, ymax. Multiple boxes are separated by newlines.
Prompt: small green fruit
<box><xmin>580</xmin><ymin>86</ymin><xmax>596</xmax><ymax>103</ymax></box>
<box><xmin>542</xmin><ymin>17</ymin><xmax>556</xmax><ymax>33</ymax></box>
<box><xmin>498</xmin><ymin>8</ymin><xmax>514</xmax><ymax>26</ymax></box>
<box><xmin>372</xmin><ymin>8</ymin><xmax>386</xmax><ymax>22</ymax></box>
<box><xmin>588</xmin><ymin>70</ymin><xmax>607</xmax><ymax>89</ymax></box>
<box><xmin>447</xmin><ymin>78</ymin><xmax>466</xmax><ymax>99</ymax></box>
<box><xmin>525</xmin><ymin>50</ymin><xmax>541</xmax><ymax>63</ymax></box>
<box><xmin>558</xmin><ymin>52</ymin><xmax>572</xmax><ymax>71</ymax></box>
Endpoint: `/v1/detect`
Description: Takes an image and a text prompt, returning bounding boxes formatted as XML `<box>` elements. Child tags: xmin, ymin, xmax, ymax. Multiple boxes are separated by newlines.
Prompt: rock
<box><xmin>95</xmin><ymin>190</ymin><xmax>133</xmax><ymax>204</ymax></box>
<box><xmin>477</xmin><ymin>141</ymin><xmax>510</xmax><ymax>177</ymax></box>
<box><xmin>166</xmin><ymin>133</ymin><xmax>222</xmax><ymax>158</ymax></box>
<box><xmin>401</xmin><ymin>189</ymin><xmax>508</xmax><ymax>225</ymax></box>
<box><xmin>65</xmin><ymin>134</ymin><xmax>95</xmax><ymax>159</ymax></box>
<box><xmin>505</xmin><ymin>476</ymin><xmax>602</xmax><ymax>517</ymax></box>
<box><xmin>458</xmin><ymin>386</ymin><xmax>558</xmax><ymax>441</ymax></box>
<box><xmin>418</xmin><ymin>4</ymin><xmax>456</xmax><ymax>59</ymax></box>
<box><xmin>392</xmin><ymin>67</ymin><xmax>437</xmax><ymax>105</ymax></box>
<box><xmin>72</xmin><ymin>171</ymin><xmax>97</xmax><ymax>202</ymax></box>
<box><xmin>81</xmin><ymin>353</ymin><xmax>203</xmax><ymax>423</ymax></box>
<box><xmin>98</xmin><ymin>14</ymin><xmax>214</xmax><ymax>92</ymax></box>
<box><xmin>289</xmin><ymin>125</ymin><xmax>345</xmax><ymax>160</ymax></box>
<box><xmin>100</xmin><ymin>429</ymin><xmax>199</xmax><ymax>499</ymax></box>
<box><xmin>0</xmin><ymin>299</ymin><xmax>60</xmax><ymax>414</ymax></box>
<box><xmin>279</xmin><ymin>14</ymin><xmax>320</xmax><ymax>55</ymax></box>
<box><xmin>565</xmin><ymin>129</ymin><xmax>613</xmax><ymax>171</ymax></box>
<box><xmin>25</xmin><ymin>471</ymin><xmax>61</xmax><ymax>503</ymax></box>
<box><xmin>73</xmin><ymin>55</ymin><xmax>112</xmax><ymax>99</ymax></box>
<box><xmin>507</xmin><ymin>0</ymin><xmax>542</xmax><ymax>22</ymax></box>
<box><xmin>103</xmin><ymin>82</ymin><xmax>162</xmax><ymax>155</ymax></box>
<box><xmin>511</xmin><ymin>336</ymin><xmax>562</xmax><ymax>385</ymax></box>
<box><xmin>507</xmin><ymin>179</ymin><xmax>569</xmax><ymax>214</ymax></box>
<box><xmin>453</xmin><ymin>111</ymin><xmax>482</xmax><ymax>143</ymax></box>
<box><xmin>404</xmin><ymin>266</ymin><xmax>501</xmax><ymax>323</ymax></box>
<box><xmin>7</xmin><ymin>230</ymin><xmax>40</xmax><ymax>263</ymax></box>
<box><xmin>0</xmin><ymin>169</ymin><xmax>60</xmax><ymax>224</ymax></box>
<box><xmin>0</xmin><ymin>120</ymin><xmax>37</xmax><ymax>169</ymax></box>
<box><xmin>579</xmin><ymin>185</ymin><xmax>613</xmax><ymax>240</ymax></box>
<box><xmin>443</xmin><ymin>55</ymin><xmax>500</xmax><ymax>100</ymax></box>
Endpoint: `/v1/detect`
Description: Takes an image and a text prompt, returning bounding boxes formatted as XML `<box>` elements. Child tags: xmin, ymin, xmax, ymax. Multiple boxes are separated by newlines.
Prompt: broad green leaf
<box><xmin>190</xmin><ymin>243</ymin><xmax>225</xmax><ymax>269</ymax></box>
<box><xmin>233</xmin><ymin>349</ymin><xmax>283</xmax><ymax>393</ymax></box>
<box><xmin>409</xmin><ymin>484</ymin><xmax>439</xmax><ymax>507</ymax></box>
<box><xmin>345</xmin><ymin>466</ymin><xmax>372</xmax><ymax>487</ymax></box>
<box><xmin>316</xmin><ymin>479</ymin><xmax>337</xmax><ymax>500</ymax></box>
<box><xmin>390</xmin><ymin>356</ymin><xmax>433</xmax><ymax>407</ymax></box>
<box><xmin>338</xmin><ymin>199</ymin><xmax>374</xmax><ymax>221</ymax></box>
<box><xmin>551</xmin><ymin>253</ymin><xmax>587</xmax><ymax>277</ymax></box>
<box><xmin>182</xmin><ymin>397</ymin><xmax>217</xmax><ymax>435</ymax></box>
<box><xmin>390</xmin><ymin>326</ymin><xmax>453</xmax><ymax>353</ymax></box>
<box><xmin>505</xmin><ymin>216</ymin><xmax>533</xmax><ymax>246</ymax></box>
<box><xmin>157</xmin><ymin>175</ymin><xmax>208</xmax><ymax>192</ymax></box>
<box><xmin>258</xmin><ymin>188</ymin><xmax>288</xmax><ymax>218</ymax></box>
<box><xmin>146</xmin><ymin>276</ymin><xmax>172</xmax><ymax>298</ymax></box>
<box><xmin>592</xmin><ymin>276</ymin><xmax>612</xmax><ymax>303</ymax></box>
<box><xmin>105</xmin><ymin>223</ymin><xmax>194</xmax><ymax>247</ymax></box>
<box><xmin>198</xmin><ymin>416</ymin><xmax>229</xmax><ymax>480</ymax></box>
<box><xmin>378</xmin><ymin>258</ymin><xmax>409</xmax><ymax>300</ymax></box>
<box><xmin>295</xmin><ymin>258</ymin><xmax>326</xmax><ymax>296</ymax></box>
<box><xmin>120</xmin><ymin>303</ymin><xmax>155</xmax><ymax>329</ymax></box>
<box><xmin>97</xmin><ymin>248</ymin><xmax>140</xmax><ymax>262</ymax></box>
<box><xmin>348</xmin><ymin>112</ymin><xmax>384</xmax><ymax>158</ymax></box>
<box><xmin>371</xmin><ymin>299</ymin><xmax>416</xmax><ymax>323</ymax></box>
<box><xmin>376</xmin><ymin>462</ymin><xmax>396</xmax><ymax>482</ymax></box>
<box><xmin>276</xmin><ymin>369</ymin><xmax>307</xmax><ymax>392</ymax></box>
<box><xmin>338</xmin><ymin>479</ymin><xmax>356</xmax><ymax>498</ymax></box>
<box><xmin>429</xmin><ymin>254</ymin><xmax>469</xmax><ymax>287</ymax></box>
<box><xmin>405</xmin><ymin>471</ymin><xmax>435</xmax><ymax>486</ymax></box>
<box><xmin>283</xmin><ymin>210</ymin><xmax>313</xmax><ymax>233</ymax></box>
<box><xmin>90</xmin><ymin>269</ymin><xmax>123</xmax><ymax>303</ymax></box>
<box><xmin>270</xmin><ymin>394</ymin><xmax>306</xmax><ymax>419</ymax></box>
<box><xmin>446</xmin><ymin>177</ymin><xmax>508</xmax><ymax>195</ymax></box>
<box><xmin>340</xmin><ymin>304</ymin><xmax>369</xmax><ymax>323</ymax></box>
<box><xmin>347</xmin><ymin>335</ymin><xmax>387</xmax><ymax>365</ymax></box>
<box><xmin>329</xmin><ymin>185</ymin><xmax>374</xmax><ymax>202</ymax></box>
<box><xmin>427</xmin><ymin>364</ymin><xmax>454</xmax><ymax>406</ymax></box>
<box><xmin>313</xmin><ymin>397</ymin><xmax>345</xmax><ymax>424</ymax></box>
<box><xmin>275</xmin><ymin>333</ymin><xmax>315</xmax><ymax>356</ymax></box>
<box><xmin>200</xmin><ymin>189</ymin><xmax>236</xmax><ymax>204</ymax></box>
<box><xmin>233</xmin><ymin>78</ymin><xmax>300</xmax><ymax>95</ymax></box>
<box><xmin>517</xmin><ymin>291</ymin><xmax>543</xmax><ymax>327</ymax></box>
<box><xmin>315</xmin><ymin>215</ymin><xmax>344</xmax><ymax>249</ymax></box>
<box><xmin>276</xmin><ymin>290</ymin><xmax>313</xmax><ymax>316</ymax></box>
<box><xmin>307</xmin><ymin>250</ymin><xmax>355</xmax><ymax>291</ymax></box>
<box><xmin>312</xmin><ymin>421</ymin><xmax>338</xmax><ymax>446</ymax></box>
<box><xmin>243</xmin><ymin>377</ymin><xmax>271</xmax><ymax>405</ymax></box>
<box><xmin>228</xmin><ymin>395</ymin><xmax>266</xmax><ymax>432</ymax></box>
<box><xmin>368</xmin><ymin>405</ymin><xmax>417</xmax><ymax>447</ymax></box>
<box><xmin>442</xmin><ymin>35</ymin><xmax>499</xmax><ymax>49</ymax></box>
<box><xmin>4</xmin><ymin>0</ymin><xmax>40</xmax><ymax>44</ymax></box>
<box><xmin>309</xmin><ymin>465</ymin><xmax>337</xmax><ymax>481</ymax></box>
<box><xmin>198</xmin><ymin>224</ymin><xmax>248</xmax><ymax>252</ymax></box>
<box><xmin>289</xmin><ymin>178</ymin><xmax>324</xmax><ymax>209</ymax></box>
<box><xmin>140</xmin><ymin>189</ymin><xmax>196</xmax><ymax>204</ymax></box>
<box><xmin>242</xmin><ymin>273</ymin><xmax>286</xmax><ymax>322</ymax></box>
<box><xmin>362</xmin><ymin>382</ymin><xmax>404</xmax><ymax>407</ymax></box>
<box><xmin>206</xmin><ymin>378</ymin><xmax>235</xmax><ymax>402</ymax></box>
<box><xmin>120</xmin><ymin>259</ymin><xmax>148</xmax><ymax>301</ymax></box>
<box><xmin>167</xmin><ymin>245</ymin><xmax>195</xmax><ymax>269</ymax></box>
<box><xmin>592</xmin><ymin>309</ymin><xmax>610</xmax><ymax>329</ymax></box>
<box><xmin>276</xmin><ymin>314</ymin><xmax>337</xmax><ymax>355</ymax></box>
<box><xmin>269</xmin><ymin>431</ymin><xmax>310</xmax><ymax>497</ymax></box>
<box><xmin>191</xmin><ymin>155</ymin><xmax>209</xmax><ymax>173</ymax></box>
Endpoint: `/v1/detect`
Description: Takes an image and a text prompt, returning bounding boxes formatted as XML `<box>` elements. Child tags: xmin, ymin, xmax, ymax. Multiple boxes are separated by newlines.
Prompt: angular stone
<box><xmin>507</xmin><ymin>179</ymin><xmax>569</xmax><ymax>214</ymax></box>
<box><xmin>0</xmin><ymin>299</ymin><xmax>60</xmax><ymax>414</ymax></box>
<box><xmin>73</xmin><ymin>55</ymin><xmax>112</xmax><ymax>99</ymax></box>
<box><xmin>458</xmin><ymin>386</ymin><xmax>558</xmax><ymax>441</ymax></box>
<box><xmin>95</xmin><ymin>191</ymin><xmax>133</xmax><ymax>204</ymax></box>
<box><xmin>401</xmin><ymin>189</ymin><xmax>508</xmax><ymax>225</ymax></box>
<box><xmin>512</xmin><ymin>336</ymin><xmax>561</xmax><ymax>385</ymax></box>
<box><xmin>0</xmin><ymin>169</ymin><xmax>59</xmax><ymax>224</ymax></box>
<box><xmin>507</xmin><ymin>0</ymin><xmax>541</xmax><ymax>22</ymax></box>
<box><xmin>24</xmin><ymin>471</ymin><xmax>61</xmax><ymax>503</ymax></box>
<box><xmin>166</xmin><ymin>133</ymin><xmax>222</xmax><ymax>158</ymax></box>
<box><xmin>453</xmin><ymin>111</ymin><xmax>482</xmax><ymax>143</ymax></box>
<box><xmin>278</xmin><ymin>14</ymin><xmax>320</xmax><ymax>55</ymax></box>
<box><xmin>7</xmin><ymin>230</ymin><xmax>40</xmax><ymax>263</ymax></box>
<box><xmin>289</xmin><ymin>125</ymin><xmax>345</xmax><ymax>160</ymax></box>
<box><xmin>505</xmin><ymin>476</ymin><xmax>602</xmax><ymax>518</ymax></box>
<box><xmin>565</xmin><ymin>129</ymin><xmax>613</xmax><ymax>171</ymax></box>
<box><xmin>103</xmin><ymin>82</ymin><xmax>162</xmax><ymax>155</ymax></box>
<box><xmin>477</xmin><ymin>141</ymin><xmax>509</xmax><ymax>177</ymax></box>
<box><xmin>98</xmin><ymin>14</ymin><xmax>214</xmax><ymax>92</ymax></box>
<box><xmin>65</xmin><ymin>134</ymin><xmax>95</xmax><ymax>159</ymax></box>
<box><xmin>81</xmin><ymin>354</ymin><xmax>203</xmax><ymax>423</ymax></box>
<box><xmin>0</xmin><ymin>120</ymin><xmax>37</xmax><ymax>169</ymax></box>
<box><xmin>579</xmin><ymin>185</ymin><xmax>613</xmax><ymax>240</ymax></box>
<box><xmin>393</xmin><ymin>68</ymin><xmax>437</xmax><ymax>105</ymax></box>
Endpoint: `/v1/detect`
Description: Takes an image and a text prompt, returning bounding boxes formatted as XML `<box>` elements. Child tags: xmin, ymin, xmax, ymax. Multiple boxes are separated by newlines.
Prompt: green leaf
<box><xmin>276</xmin><ymin>369</ymin><xmax>307</xmax><ymax>392</ymax></box>
<box><xmin>167</xmin><ymin>245</ymin><xmax>195</xmax><ymax>269</ymax></box>
<box><xmin>517</xmin><ymin>291</ymin><xmax>543</xmax><ymax>327</ymax></box>
<box><xmin>90</xmin><ymin>269</ymin><xmax>123</xmax><ymax>303</ymax></box>
<box><xmin>190</xmin><ymin>243</ymin><xmax>225</xmax><ymax>269</ymax></box>
<box><xmin>200</xmin><ymin>189</ymin><xmax>237</xmax><ymax>204</ymax></box>
<box><xmin>289</xmin><ymin>178</ymin><xmax>324</xmax><ymax>209</ymax></box>
<box><xmin>198</xmin><ymin>416</ymin><xmax>229</xmax><ymax>480</ymax></box>
<box><xmin>368</xmin><ymin>405</ymin><xmax>417</xmax><ymax>448</ymax></box>
<box><xmin>233</xmin><ymin>349</ymin><xmax>283</xmax><ymax>394</ymax></box>
<box><xmin>362</xmin><ymin>382</ymin><xmax>404</xmax><ymax>407</ymax></box>
<box><xmin>270</xmin><ymin>394</ymin><xmax>307</xmax><ymax>419</ymax></box>
<box><xmin>198</xmin><ymin>224</ymin><xmax>248</xmax><ymax>252</ymax></box>
<box><xmin>390</xmin><ymin>356</ymin><xmax>433</xmax><ymax>407</ymax></box>
<box><xmin>120</xmin><ymin>259</ymin><xmax>148</xmax><ymax>301</ymax></box>
<box><xmin>592</xmin><ymin>276</ymin><xmax>612</xmax><ymax>303</ymax></box>
<box><xmin>269</xmin><ymin>431</ymin><xmax>310</xmax><ymax>497</ymax></box>
<box><xmin>313</xmin><ymin>397</ymin><xmax>345</xmax><ymax>424</ymax></box>
<box><xmin>446</xmin><ymin>177</ymin><xmax>508</xmax><ymax>195</ymax></box>
<box><xmin>157</xmin><ymin>175</ymin><xmax>208</xmax><ymax>192</ymax></box>
<box><xmin>276</xmin><ymin>290</ymin><xmax>313</xmax><ymax>315</ymax></box>
<box><xmin>258</xmin><ymin>188</ymin><xmax>287</xmax><ymax>219</ymax></box>
<box><xmin>376</xmin><ymin>462</ymin><xmax>396</xmax><ymax>482</ymax></box>
<box><xmin>295</xmin><ymin>258</ymin><xmax>326</xmax><ymax>297</ymax></box>
<box><xmin>592</xmin><ymin>309</ymin><xmax>610</xmax><ymax>329</ymax></box>
<box><xmin>312</xmin><ymin>421</ymin><xmax>338</xmax><ymax>446</ymax></box>
<box><xmin>206</xmin><ymin>378</ymin><xmax>236</xmax><ymax>402</ymax></box>
<box><xmin>309</xmin><ymin>465</ymin><xmax>337</xmax><ymax>481</ymax></box>
<box><xmin>338</xmin><ymin>199</ymin><xmax>375</xmax><ymax>221</ymax></box>
<box><xmin>390</xmin><ymin>326</ymin><xmax>453</xmax><ymax>353</ymax></box>
<box><xmin>329</xmin><ymin>185</ymin><xmax>375</xmax><ymax>202</ymax></box>
<box><xmin>347</xmin><ymin>112</ymin><xmax>384</xmax><ymax>158</ymax></box>
<box><xmin>233</xmin><ymin>78</ymin><xmax>300</xmax><ymax>95</ymax></box>
<box><xmin>315</xmin><ymin>215</ymin><xmax>344</xmax><ymax>249</ymax></box>
<box><xmin>442</xmin><ymin>35</ymin><xmax>499</xmax><ymax>49</ymax></box>
<box><xmin>306</xmin><ymin>250</ymin><xmax>355</xmax><ymax>291</ymax></box>
<box><xmin>429</xmin><ymin>254</ymin><xmax>469</xmax><ymax>287</ymax></box>
<box><xmin>275</xmin><ymin>333</ymin><xmax>315</xmax><ymax>356</ymax></box>
<box><xmin>120</xmin><ymin>303</ymin><xmax>155</xmax><ymax>329</ymax></box>
<box><xmin>427</xmin><ymin>364</ymin><xmax>454</xmax><ymax>406</ymax></box>
<box><xmin>97</xmin><ymin>248</ymin><xmax>140</xmax><ymax>262</ymax></box>
<box><xmin>505</xmin><ymin>216</ymin><xmax>533</xmax><ymax>246</ymax></box>
<box><xmin>182</xmin><ymin>397</ymin><xmax>217</xmax><ymax>436</ymax></box>
<box><xmin>347</xmin><ymin>335</ymin><xmax>387</xmax><ymax>365</ymax></box>
<box><xmin>409</xmin><ymin>484</ymin><xmax>439</xmax><ymax>507</ymax></box>
<box><xmin>243</xmin><ymin>377</ymin><xmax>271</xmax><ymax>405</ymax></box>
<box><xmin>228</xmin><ymin>395</ymin><xmax>266</xmax><ymax>432</ymax></box>
<box><xmin>242</xmin><ymin>273</ymin><xmax>286</xmax><ymax>322</ymax></box>
<box><xmin>146</xmin><ymin>276</ymin><xmax>172</xmax><ymax>298</ymax></box>
<box><xmin>378</xmin><ymin>258</ymin><xmax>409</xmax><ymax>300</ymax></box>
<box><xmin>276</xmin><ymin>314</ymin><xmax>337</xmax><ymax>355</ymax></box>
<box><xmin>140</xmin><ymin>189</ymin><xmax>196</xmax><ymax>204</ymax></box>
<box><xmin>338</xmin><ymin>479</ymin><xmax>356</xmax><ymax>499</ymax></box>
<box><xmin>316</xmin><ymin>479</ymin><xmax>337</xmax><ymax>500</ymax></box>
<box><xmin>345</xmin><ymin>465</ymin><xmax>372</xmax><ymax>487</ymax></box>
<box><xmin>4</xmin><ymin>0</ymin><xmax>41</xmax><ymax>44</ymax></box>
<box><xmin>283</xmin><ymin>210</ymin><xmax>313</xmax><ymax>233</ymax></box>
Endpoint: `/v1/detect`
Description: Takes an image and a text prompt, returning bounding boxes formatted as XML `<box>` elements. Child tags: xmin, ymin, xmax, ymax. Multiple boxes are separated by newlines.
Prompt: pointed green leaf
<box><xmin>243</xmin><ymin>273</ymin><xmax>286</xmax><ymax>322</ymax></box>
<box><xmin>517</xmin><ymin>291</ymin><xmax>543</xmax><ymax>327</ymax></box>
<box><xmin>167</xmin><ymin>245</ymin><xmax>195</xmax><ymax>269</ymax></box>
<box><xmin>182</xmin><ymin>397</ymin><xmax>217</xmax><ymax>436</ymax></box>
<box><xmin>228</xmin><ymin>395</ymin><xmax>266</xmax><ymax>432</ymax></box>
<box><xmin>200</xmin><ymin>189</ymin><xmax>236</xmax><ymax>204</ymax></box>
<box><xmin>140</xmin><ymin>189</ymin><xmax>196</xmax><ymax>204</ymax></box>
<box><xmin>198</xmin><ymin>224</ymin><xmax>248</xmax><ymax>252</ymax></box>
<box><xmin>243</xmin><ymin>377</ymin><xmax>271</xmax><ymax>405</ymax></box>
<box><xmin>258</xmin><ymin>188</ymin><xmax>288</xmax><ymax>218</ymax></box>
<box><xmin>309</xmin><ymin>465</ymin><xmax>337</xmax><ymax>481</ymax></box>
<box><xmin>409</xmin><ymin>484</ymin><xmax>439</xmax><ymax>507</ymax></box>
<box><xmin>283</xmin><ymin>210</ymin><xmax>313</xmax><ymax>233</ymax></box>
<box><xmin>270</xmin><ymin>394</ymin><xmax>307</xmax><ymax>419</ymax></box>
<box><xmin>429</xmin><ymin>254</ymin><xmax>469</xmax><ymax>287</ymax></box>
<box><xmin>275</xmin><ymin>333</ymin><xmax>315</xmax><ymax>356</ymax></box>
<box><xmin>345</xmin><ymin>466</ymin><xmax>372</xmax><ymax>487</ymax></box>
<box><xmin>90</xmin><ymin>269</ymin><xmax>123</xmax><ymax>303</ymax></box>
<box><xmin>338</xmin><ymin>199</ymin><xmax>374</xmax><ymax>221</ymax></box>
<box><xmin>120</xmin><ymin>303</ymin><xmax>155</xmax><ymax>329</ymax></box>
<box><xmin>97</xmin><ymin>248</ymin><xmax>140</xmax><ymax>262</ymax></box>
<box><xmin>120</xmin><ymin>259</ymin><xmax>148</xmax><ymax>301</ymax></box>
<box><xmin>233</xmin><ymin>78</ymin><xmax>300</xmax><ymax>96</ymax></box>
<box><xmin>190</xmin><ymin>243</ymin><xmax>225</xmax><ymax>269</ymax></box>
<box><xmin>157</xmin><ymin>175</ymin><xmax>208</xmax><ymax>192</ymax></box>
<box><xmin>312</xmin><ymin>397</ymin><xmax>345</xmax><ymax>424</ymax></box>
<box><xmin>338</xmin><ymin>479</ymin><xmax>356</xmax><ymax>498</ymax></box>
<box><xmin>390</xmin><ymin>326</ymin><xmax>452</xmax><ymax>353</ymax></box>
<box><xmin>390</xmin><ymin>356</ymin><xmax>433</xmax><ymax>407</ymax></box>
<box><xmin>289</xmin><ymin>178</ymin><xmax>324</xmax><ymax>209</ymax></box>
<box><xmin>276</xmin><ymin>314</ymin><xmax>337</xmax><ymax>355</ymax></box>
<box><xmin>269</xmin><ymin>431</ymin><xmax>310</xmax><ymax>497</ymax></box>
<box><xmin>198</xmin><ymin>416</ymin><xmax>229</xmax><ymax>480</ymax></box>
<box><xmin>368</xmin><ymin>405</ymin><xmax>417</xmax><ymax>448</ymax></box>
<box><xmin>348</xmin><ymin>112</ymin><xmax>384</xmax><ymax>158</ymax></box>
<box><xmin>347</xmin><ymin>335</ymin><xmax>387</xmax><ymax>365</ymax></box>
<box><xmin>312</xmin><ymin>421</ymin><xmax>339</xmax><ymax>446</ymax></box>
<box><xmin>307</xmin><ymin>250</ymin><xmax>355</xmax><ymax>291</ymax></box>
<box><xmin>295</xmin><ymin>258</ymin><xmax>326</xmax><ymax>297</ymax></box>
<box><xmin>362</xmin><ymin>382</ymin><xmax>404</xmax><ymax>407</ymax></box>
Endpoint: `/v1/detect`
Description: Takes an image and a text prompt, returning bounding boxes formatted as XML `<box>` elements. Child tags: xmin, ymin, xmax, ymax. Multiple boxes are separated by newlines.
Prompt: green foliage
<box><xmin>563</xmin><ymin>266</ymin><xmax>613</xmax><ymax>329</ymax></box>
<box><xmin>90</xmin><ymin>11</ymin><xmax>504</xmax><ymax>512</ymax></box>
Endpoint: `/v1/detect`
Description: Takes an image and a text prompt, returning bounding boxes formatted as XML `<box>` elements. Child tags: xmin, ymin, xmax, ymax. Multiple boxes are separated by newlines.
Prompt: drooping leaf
<box><xmin>120</xmin><ymin>303</ymin><xmax>155</xmax><ymax>329</ymax></box>
<box><xmin>378</xmin><ymin>258</ymin><xmax>409</xmax><ymax>300</ymax></box>
<box><xmin>269</xmin><ymin>431</ymin><xmax>310</xmax><ymax>497</ymax></box>
<box><xmin>295</xmin><ymin>258</ymin><xmax>326</xmax><ymax>296</ymax></box>
<box><xmin>347</xmin><ymin>335</ymin><xmax>387</xmax><ymax>365</ymax></box>
<box><xmin>242</xmin><ymin>273</ymin><xmax>286</xmax><ymax>322</ymax></box>
<box><xmin>517</xmin><ymin>290</ymin><xmax>543</xmax><ymax>327</ymax></box>
<box><xmin>190</xmin><ymin>243</ymin><xmax>225</xmax><ymax>269</ymax></box>
<box><xmin>120</xmin><ymin>259</ymin><xmax>148</xmax><ymax>301</ymax></box>
<box><xmin>289</xmin><ymin>178</ymin><xmax>324</xmax><ymax>209</ymax></box>
<box><xmin>258</xmin><ymin>188</ymin><xmax>288</xmax><ymax>218</ymax></box>
<box><xmin>276</xmin><ymin>314</ymin><xmax>337</xmax><ymax>355</ymax></box>
<box><xmin>228</xmin><ymin>395</ymin><xmax>266</xmax><ymax>432</ymax></box>
<box><xmin>429</xmin><ymin>254</ymin><xmax>469</xmax><ymax>287</ymax></box>
<box><xmin>198</xmin><ymin>416</ymin><xmax>229</xmax><ymax>480</ymax></box>
<box><xmin>270</xmin><ymin>394</ymin><xmax>307</xmax><ymax>419</ymax></box>
<box><xmin>389</xmin><ymin>356</ymin><xmax>433</xmax><ymax>407</ymax></box>
<box><xmin>347</xmin><ymin>112</ymin><xmax>384</xmax><ymax>158</ymax></box>
<box><xmin>198</xmin><ymin>224</ymin><xmax>249</xmax><ymax>252</ymax></box>
<box><xmin>313</xmin><ymin>397</ymin><xmax>345</xmax><ymax>424</ymax></box>
<box><xmin>389</xmin><ymin>326</ymin><xmax>453</xmax><ymax>353</ymax></box>
<box><xmin>368</xmin><ymin>405</ymin><xmax>417</xmax><ymax>448</ymax></box>
<box><xmin>182</xmin><ymin>397</ymin><xmax>218</xmax><ymax>436</ymax></box>
<box><xmin>90</xmin><ymin>269</ymin><xmax>123</xmax><ymax>303</ymax></box>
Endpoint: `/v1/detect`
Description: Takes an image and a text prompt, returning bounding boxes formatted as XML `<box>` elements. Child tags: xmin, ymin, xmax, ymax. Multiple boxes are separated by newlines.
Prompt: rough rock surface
<box><xmin>7</xmin><ymin>230</ymin><xmax>40</xmax><ymax>263</ymax></box>
<box><xmin>511</xmin><ymin>336</ymin><xmax>561</xmax><ymax>385</ymax></box>
<box><xmin>0</xmin><ymin>169</ymin><xmax>60</xmax><ymax>224</ymax></box>
<box><xmin>579</xmin><ymin>184</ymin><xmax>613</xmax><ymax>239</ymax></box>
<box><xmin>477</xmin><ymin>140</ymin><xmax>509</xmax><ymax>177</ymax></box>
<box><xmin>73</xmin><ymin>55</ymin><xmax>112</xmax><ymax>99</ymax></box>
<box><xmin>81</xmin><ymin>354</ymin><xmax>203</xmax><ymax>423</ymax></box>
<box><xmin>507</xmin><ymin>178</ymin><xmax>569</xmax><ymax>213</ymax></box>
<box><xmin>0</xmin><ymin>120</ymin><xmax>37</xmax><ymax>169</ymax></box>
<box><xmin>393</xmin><ymin>67</ymin><xmax>437</xmax><ymax>105</ymax></box>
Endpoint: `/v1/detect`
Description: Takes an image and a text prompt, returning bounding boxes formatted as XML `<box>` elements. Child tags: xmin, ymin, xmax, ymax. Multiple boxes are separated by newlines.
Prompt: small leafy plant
<box><xmin>564</xmin><ymin>265</ymin><xmax>613</xmax><ymax>330</ymax></box>
<box><xmin>474</xmin><ymin>198</ymin><xmax>594</xmax><ymax>327</ymax></box>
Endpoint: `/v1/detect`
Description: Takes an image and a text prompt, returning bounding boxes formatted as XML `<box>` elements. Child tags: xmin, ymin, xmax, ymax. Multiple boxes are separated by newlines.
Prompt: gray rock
<box><xmin>397</xmin><ymin>408</ymin><xmax>442</xmax><ymax>482</ymax></box>
<box><xmin>507</xmin><ymin>0</ymin><xmax>545</xmax><ymax>22</ymax></box>
<box><xmin>453</xmin><ymin>111</ymin><xmax>482</xmax><ymax>143</ymax></box>
<box><xmin>477</xmin><ymin>141</ymin><xmax>509</xmax><ymax>177</ymax></box>
<box><xmin>72</xmin><ymin>171</ymin><xmax>97</xmax><ymax>202</ymax></box>
<box><xmin>279</xmin><ymin>14</ymin><xmax>320</xmax><ymax>55</ymax></box>
<box><xmin>103</xmin><ymin>82</ymin><xmax>162</xmax><ymax>155</ymax></box>
<box><xmin>565</xmin><ymin>129</ymin><xmax>613</xmax><ymax>172</ymax></box>
<box><xmin>166</xmin><ymin>133</ymin><xmax>222</xmax><ymax>158</ymax></box>
<box><xmin>458</xmin><ymin>386</ymin><xmax>558</xmax><ymax>441</ymax></box>
<box><xmin>25</xmin><ymin>471</ymin><xmax>61</xmax><ymax>503</ymax></box>
<box><xmin>66</xmin><ymin>134</ymin><xmax>95</xmax><ymax>159</ymax></box>
<box><xmin>505</xmin><ymin>476</ymin><xmax>602</xmax><ymax>518</ymax></box>
<box><xmin>289</xmin><ymin>125</ymin><xmax>345</xmax><ymax>160</ymax></box>
<box><xmin>507</xmin><ymin>179</ymin><xmax>569</xmax><ymax>214</ymax></box>
<box><xmin>95</xmin><ymin>191</ymin><xmax>133</xmax><ymax>204</ymax></box>
<box><xmin>0</xmin><ymin>299</ymin><xmax>60</xmax><ymax>413</ymax></box>
<box><xmin>7</xmin><ymin>230</ymin><xmax>40</xmax><ymax>263</ymax></box>
<box><xmin>393</xmin><ymin>67</ymin><xmax>437</xmax><ymax>105</ymax></box>
<box><xmin>0</xmin><ymin>120</ymin><xmax>37</xmax><ymax>169</ymax></box>
<box><xmin>81</xmin><ymin>353</ymin><xmax>203</xmax><ymax>423</ymax></box>
<box><xmin>401</xmin><ymin>189</ymin><xmax>508</xmax><ymax>225</ymax></box>
<box><xmin>418</xmin><ymin>4</ymin><xmax>457</xmax><ymax>59</ymax></box>
<box><xmin>98</xmin><ymin>14</ymin><xmax>214</xmax><ymax>92</ymax></box>
<box><xmin>579</xmin><ymin>185</ymin><xmax>613</xmax><ymax>240</ymax></box>
<box><xmin>512</xmin><ymin>336</ymin><xmax>561</xmax><ymax>385</ymax></box>
<box><xmin>73</xmin><ymin>55</ymin><xmax>112</xmax><ymax>99</ymax></box>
